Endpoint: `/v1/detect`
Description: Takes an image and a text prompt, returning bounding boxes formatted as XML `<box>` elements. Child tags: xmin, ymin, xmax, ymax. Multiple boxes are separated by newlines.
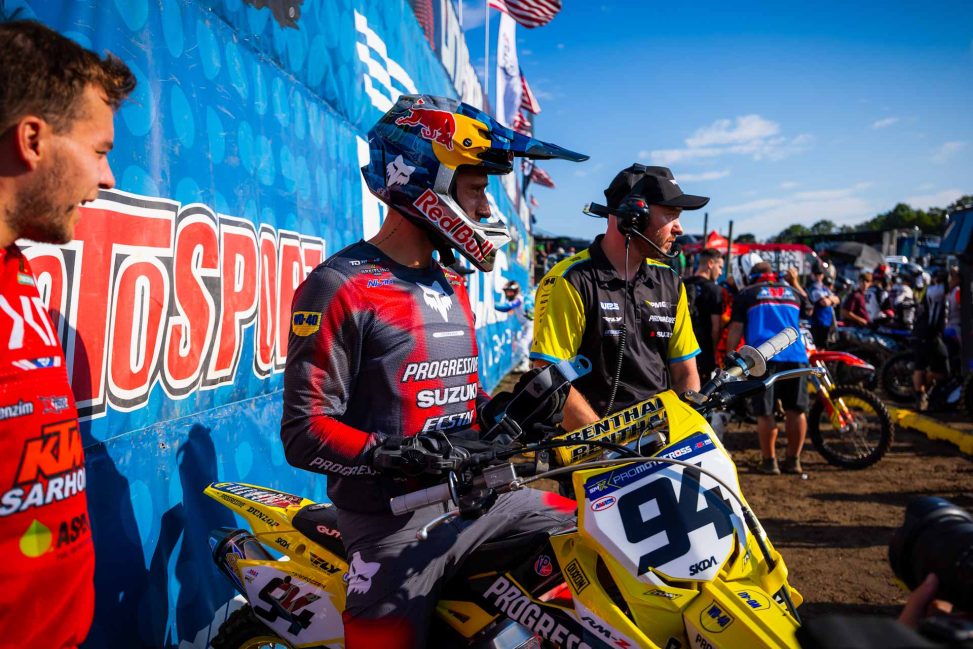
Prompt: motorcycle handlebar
<box><xmin>753</xmin><ymin>328</ymin><xmax>799</xmax><ymax>366</ymax></box>
<box><xmin>390</xmin><ymin>482</ymin><xmax>453</xmax><ymax>516</ymax></box>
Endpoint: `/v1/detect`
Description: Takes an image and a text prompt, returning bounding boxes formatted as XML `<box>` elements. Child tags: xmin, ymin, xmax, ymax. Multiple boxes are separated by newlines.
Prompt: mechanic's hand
<box><xmin>898</xmin><ymin>574</ymin><xmax>954</xmax><ymax>628</ymax></box>
<box><xmin>524</xmin><ymin>416</ymin><xmax>563</xmax><ymax>443</ymax></box>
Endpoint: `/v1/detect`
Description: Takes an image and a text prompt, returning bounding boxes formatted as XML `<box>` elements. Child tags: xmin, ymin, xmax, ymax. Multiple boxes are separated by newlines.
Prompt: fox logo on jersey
<box><xmin>417</xmin><ymin>281</ymin><xmax>452</xmax><ymax>322</ymax></box>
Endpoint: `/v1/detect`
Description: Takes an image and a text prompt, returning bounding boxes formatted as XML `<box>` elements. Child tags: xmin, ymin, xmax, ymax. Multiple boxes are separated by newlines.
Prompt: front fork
<box><xmin>810</xmin><ymin>361</ymin><xmax>853</xmax><ymax>429</ymax></box>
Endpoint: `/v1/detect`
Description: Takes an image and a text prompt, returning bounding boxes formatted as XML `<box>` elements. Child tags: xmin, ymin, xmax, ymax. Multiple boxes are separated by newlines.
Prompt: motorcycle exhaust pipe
<box><xmin>209</xmin><ymin>527</ymin><xmax>274</xmax><ymax>595</ymax></box>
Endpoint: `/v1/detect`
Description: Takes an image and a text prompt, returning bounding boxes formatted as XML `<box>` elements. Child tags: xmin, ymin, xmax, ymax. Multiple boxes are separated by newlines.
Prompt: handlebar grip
<box><xmin>389</xmin><ymin>483</ymin><xmax>452</xmax><ymax>516</ymax></box>
<box><xmin>753</xmin><ymin>328</ymin><xmax>798</xmax><ymax>364</ymax></box>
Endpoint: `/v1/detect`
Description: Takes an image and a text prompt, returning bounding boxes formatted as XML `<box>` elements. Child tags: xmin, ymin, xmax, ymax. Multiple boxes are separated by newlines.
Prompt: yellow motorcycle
<box><xmin>205</xmin><ymin>329</ymin><xmax>820</xmax><ymax>648</ymax></box>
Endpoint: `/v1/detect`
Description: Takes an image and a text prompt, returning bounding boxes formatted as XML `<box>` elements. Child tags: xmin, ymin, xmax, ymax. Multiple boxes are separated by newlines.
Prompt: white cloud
<box><xmin>557</xmin><ymin>43</ymin><xmax>565</xmax><ymax>49</ymax></box>
<box><xmin>460</xmin><ymin>1</ymin><xmax>486</xmax><ymax>29</ymax></box>
<box><xmin>931</xmin><ymin>140</ymin><xmax>967</xmax><ymax>163</ymax></box>
<box><xmin>715</xmin><ymin>183</ymin><xmax>874</xmax><ymax>238</ymax></box>
<box><xmin>871</xmin><ymin>117</ymin><xmax>900</xmax><ymax>129</ymax></box>
<box><xmin>905</xmin><ymin>188</ymin><xmax>964</xmax><ymax>210</ymax></box>
<box><xmin>573</xmin><ymin>162</ymin><xmax>605</xmax><ymax>178</ymax></box>
<box><xmin>641</xmin><ymin>115</ymin><xmax>812</xmax><ymax>165</ymax></box>
<box><xmin>686</xmin><ymin>115</ymin><xmax>779</xmax><ymax>147</ymax></box>
<box><xmin>677</xmin><ymin>169</ymin><xmax>731</xmax><ymax>182</ymax></box>
<box><xmin>780</xmin><ymin>181</ymin><xmax>799</xmax><ymax>190</ymax></box>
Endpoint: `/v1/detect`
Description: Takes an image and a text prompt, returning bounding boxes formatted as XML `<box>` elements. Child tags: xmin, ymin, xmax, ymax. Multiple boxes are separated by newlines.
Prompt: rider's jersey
<box><xmin>731</xmin><ymin>279</ymin><xmax>810</xmax><ymax>363</ymax></box>
<box><xmin>0</xmin><ymin>244</ymin><xmax>94</xmax><ymax>647</ymax></box>
<box><xmin>281</xmin><ymin>241</ymin><xmax>486</xmax><ymax>513</ymax></box>
<box><xmin>530</xmin><ymin>235</ymin><xmax>699</xmax><ymax>416</ymax></box>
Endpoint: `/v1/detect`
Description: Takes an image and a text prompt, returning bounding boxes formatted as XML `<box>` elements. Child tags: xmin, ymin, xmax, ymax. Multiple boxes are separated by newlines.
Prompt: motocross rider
<box><xmin>495</xmin><ymin>279</ymin><xmax>533</xmax><ymax>372</ymax></box>
<box><xmin>280</xmin><ymin>94</ymin><xmax>586</xmax><ymax>648</ymax></box>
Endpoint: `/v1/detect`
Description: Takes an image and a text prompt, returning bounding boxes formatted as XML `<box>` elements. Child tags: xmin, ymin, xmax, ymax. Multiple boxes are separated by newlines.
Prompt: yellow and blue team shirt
<box><xmin>531</xmin><ymin>236</ymin><xmax>699</xmax><ymax>417</ymax></box>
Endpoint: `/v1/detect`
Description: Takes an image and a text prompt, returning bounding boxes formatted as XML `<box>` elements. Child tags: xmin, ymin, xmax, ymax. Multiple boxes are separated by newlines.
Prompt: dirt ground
<box><xmin>726</xmin><ymin>420</ymin><xmax>972</xmax><ymax>621</ymax></box>
<box><xmin>494</xmin><ymin>373</ymin><xmax>973</xmax><ymax>621</ymax></box>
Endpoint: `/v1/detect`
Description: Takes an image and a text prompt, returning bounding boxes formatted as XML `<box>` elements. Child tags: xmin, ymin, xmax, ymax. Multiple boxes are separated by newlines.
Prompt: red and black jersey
<box><xmin>281</xmin><ymin>241</ymin><xmax>486</xmax><ymax>513</ymax></box>
<box><xmin>0</xmin><ymin>244</ymin><xmax>94</xmax><ymax>647</ymax></box>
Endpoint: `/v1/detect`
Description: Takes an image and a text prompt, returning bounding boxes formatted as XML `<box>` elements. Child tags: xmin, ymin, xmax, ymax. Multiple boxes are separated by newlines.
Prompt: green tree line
<box><xmin>770</xmin><ymin>194</ymin><xmax>972</xmax><ymax>243</ymax></box>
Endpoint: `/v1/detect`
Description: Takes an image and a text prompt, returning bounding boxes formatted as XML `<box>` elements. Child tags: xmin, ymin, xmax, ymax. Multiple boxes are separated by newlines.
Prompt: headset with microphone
<box><xmin>583</xmin><ymin>197</ymin><xmax>681</xmax><ymax>260</ymax></box>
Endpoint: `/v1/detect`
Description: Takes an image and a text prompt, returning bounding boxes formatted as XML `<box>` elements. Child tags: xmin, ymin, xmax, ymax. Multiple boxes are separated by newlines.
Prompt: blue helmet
<box><xmin>362</xmin><ymin>94</ymin><xmax>587</xmax><ymax>271</ymax></box>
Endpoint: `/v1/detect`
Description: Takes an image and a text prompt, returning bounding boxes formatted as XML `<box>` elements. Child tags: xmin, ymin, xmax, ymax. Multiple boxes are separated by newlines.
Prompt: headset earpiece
<box><xmin>614</xmin><ymin>196</ymin><xmax>651</xmax><ymax>236</ymax></box>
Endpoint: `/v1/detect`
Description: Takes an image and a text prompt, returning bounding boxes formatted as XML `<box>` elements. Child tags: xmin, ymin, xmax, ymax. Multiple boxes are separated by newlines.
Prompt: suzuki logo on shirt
<box><xmin>418</xmin><ymin>281</ymin><xmax>453</xmax><ymax>322</ymax></box>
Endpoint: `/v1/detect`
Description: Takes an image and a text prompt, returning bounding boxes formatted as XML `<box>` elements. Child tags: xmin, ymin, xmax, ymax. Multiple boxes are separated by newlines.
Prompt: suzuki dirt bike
<box><xmin>205</xmin><ymin>329</ymin><xmax>816</xmax><ymax>648</ymax></box>
<box><xmin>802</xmin><ymin>328</ymin><xmax>895</xmax><ymax>469</ymax></box>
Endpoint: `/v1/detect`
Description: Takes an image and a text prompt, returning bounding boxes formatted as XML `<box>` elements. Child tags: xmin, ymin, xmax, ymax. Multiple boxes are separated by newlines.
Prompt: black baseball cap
<box><xmin>604</xmin><ymin>164</ymin><xmax>709</xmax><ymax>211</ymax></box>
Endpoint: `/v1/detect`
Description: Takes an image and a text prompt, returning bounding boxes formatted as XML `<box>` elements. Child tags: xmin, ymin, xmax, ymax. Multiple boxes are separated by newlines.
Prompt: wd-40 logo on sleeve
<box><xmin>1</xmin><ymin>419</ymin><xmax>85</xmax><ymax>517</ymax></box>
<box><xmin>291</xmin><ymin>312</ymin><xmax>321</xmax><ymax>336</ymax></box>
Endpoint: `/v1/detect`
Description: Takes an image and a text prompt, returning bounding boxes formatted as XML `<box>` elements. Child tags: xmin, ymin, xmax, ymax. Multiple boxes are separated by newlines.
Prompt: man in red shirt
<box><xmin>0</xmin><ymin>20</ymin><xmax>134</xmax><ymax>647</ymax></box>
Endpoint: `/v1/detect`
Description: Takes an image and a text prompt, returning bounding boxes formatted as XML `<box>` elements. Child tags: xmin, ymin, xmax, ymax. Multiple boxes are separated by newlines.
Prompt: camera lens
<box><xmin>889</xmin><ymin>496</ymin><xmax>973</xmax><ymax>611</ymax></box>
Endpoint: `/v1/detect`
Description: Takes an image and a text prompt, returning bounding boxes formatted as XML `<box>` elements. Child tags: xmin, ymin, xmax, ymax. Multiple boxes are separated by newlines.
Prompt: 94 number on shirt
<box><xmin>581</xmin><ymin>432</ymin><xmax>746</xmax><ymax>582</ymax></box>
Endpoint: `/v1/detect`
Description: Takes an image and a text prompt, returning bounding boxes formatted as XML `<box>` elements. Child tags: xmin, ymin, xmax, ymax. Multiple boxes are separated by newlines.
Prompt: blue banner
<box><xmin>4</xmin><ymin>0</ymin><xmax>532</xmax><ymax>645</ymax></box>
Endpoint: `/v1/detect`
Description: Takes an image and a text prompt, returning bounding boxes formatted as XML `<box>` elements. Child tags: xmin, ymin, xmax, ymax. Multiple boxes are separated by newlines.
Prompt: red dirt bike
<box><xmin>802</xmin><ymin>329</ymin><xmax>895</xmax><ymax>469</ymax></box>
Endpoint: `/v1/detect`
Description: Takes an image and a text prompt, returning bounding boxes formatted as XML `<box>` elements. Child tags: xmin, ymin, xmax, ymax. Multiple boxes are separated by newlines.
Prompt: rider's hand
<box><xmin>371</xmin><ymin>433</ymin><xmax>469</xmax><ymax>477</ymax></box>
<box><xmin>457</xmin><ymin>487</ymin><xmax>498</xmax><ymax>520</ymax></box>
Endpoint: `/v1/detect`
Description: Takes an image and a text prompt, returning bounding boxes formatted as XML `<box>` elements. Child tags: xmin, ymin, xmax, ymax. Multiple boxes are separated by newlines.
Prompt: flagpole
<box><xmin>484</xmin><ymin>0</ymin><xmax>490</xmax><ymax>110</ymax></box>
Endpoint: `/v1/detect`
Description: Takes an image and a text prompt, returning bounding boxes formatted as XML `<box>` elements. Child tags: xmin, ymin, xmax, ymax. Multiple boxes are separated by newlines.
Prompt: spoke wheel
<box><xmin>211</xmin><ymin>607</ymin><xmax>296</xmax><ymax>649</ymax></box>
<box><xmin>809</xmin><ymin>385</ymin><xmax>894</xmax><ymax>469</ymax></box>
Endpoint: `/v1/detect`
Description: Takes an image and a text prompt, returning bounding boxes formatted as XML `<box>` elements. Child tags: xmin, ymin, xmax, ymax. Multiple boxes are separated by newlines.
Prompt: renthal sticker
<box><xmin>40</xmin><ymin>396</ymin><xmax>70</xmax><ymax>414</ymax></box>
<box><xmin>564</xmin><ymin>560</ymin><xmax>590</xmax><ymax>594</ymax></box>
<box><xmin>309</xmin><ymin>552</ymin><xmax>344</xmax><ymax>575</ymax></box>
<box><xmin>246</xmin><ymin>506</ymin><xmax>280</xmax><ymax>528</ymax></box>
<box><xmin>308</xmin><ymin>458</ymin><xmax>377</xmax><ymax>476</ymax></box>
<box><xmin>22</xmin><ymin>192</ymin><xmax>325</xmax><ymax>420</ymax></box>
<box><xmin>291</xmin><ymin>311</ymin><xmax>321</xmax><ymax>337</ymax></box>
<box><xmin>421</xmin><ymin>409</ymin><xmax>474</xmax><ymax>432</ymax></box>
<box><xmin>483</xmin><ymin>576</ymin><xmax>593</xmax><ymax>649</ymax></box>
<box><xmin>564</xmin><ymin>398</ymin><xmax>667</xmax><ymax>465</ymax></box>
<box><xmin>1</xmin><ymin>419</ymin><xmax>86</xmax><ymax>517</ymax></box>
<box><xmin>214</xmin><ymin>483</ymin><xmax>304</xmax><ymax>508</ymax></box>
<box><xmin>416</xmin><ymin>382</ymin><xmax>478</xmax><ymax>408</ymax></box>
<box><xmin>412</xmin><ymin>189</ymin><xmax>494</xmax><ymax>263</ymax></box>
<box><xmin>590</xmin><ymin>495</ymin><xmax>617</xmax><ymax>512</ymax></box>
<box><xmin>0</xmin><ymin>399</ymin><xmax>33</xmax><ymax>421</ymax></box>
<box><xmin>700</xmin><ymin>601</ymin><xmax>734</xmax><ymax>633</ymax></box>
<box><xmin>401</xmin><ymin>356</ymin><xmax>478</xmax><ymax>382</ymax></box>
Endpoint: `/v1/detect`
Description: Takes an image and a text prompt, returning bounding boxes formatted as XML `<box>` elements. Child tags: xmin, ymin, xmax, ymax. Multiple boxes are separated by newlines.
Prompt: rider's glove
<box><xmin>457</xmin><ymin>487</ymin><xmax>498</xmax><ymax>520</ymax></box>
<box><xmin>370</xmin><ymin>433</ymin><xmax>469</xmax><ymax>477</ymax></box>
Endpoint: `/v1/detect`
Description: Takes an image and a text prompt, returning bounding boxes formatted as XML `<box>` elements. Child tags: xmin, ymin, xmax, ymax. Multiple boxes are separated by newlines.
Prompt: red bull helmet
<box><xmin>362</xmin><ymin>94</ymin><xmax>587</xmax><ymax>271</ymax></box>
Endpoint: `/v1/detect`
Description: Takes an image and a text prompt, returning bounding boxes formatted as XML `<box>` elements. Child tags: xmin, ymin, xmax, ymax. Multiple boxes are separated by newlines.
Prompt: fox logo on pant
<box><xmin>344</xmin><ymin>551</ymin><xmax>381</xmax><ymax>595</ymax></box>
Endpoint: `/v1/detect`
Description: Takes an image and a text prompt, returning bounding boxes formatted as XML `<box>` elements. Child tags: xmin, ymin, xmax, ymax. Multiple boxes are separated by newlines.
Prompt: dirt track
<box><xmin>725</xmin><ymin>420</ymin><xmax>972</xmax><ymax>620</ymax></box>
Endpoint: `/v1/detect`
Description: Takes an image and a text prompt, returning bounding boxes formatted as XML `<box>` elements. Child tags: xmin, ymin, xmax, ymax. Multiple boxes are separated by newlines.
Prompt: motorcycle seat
<box><xmin>292</xmin><ymin>503</ymin><xmax>346</xmax><ymax>558</ymax></box>
<box><xmin>455</xmin><ymin>527</ymin><xmax>562</xmax><ymax>579</ymax></box>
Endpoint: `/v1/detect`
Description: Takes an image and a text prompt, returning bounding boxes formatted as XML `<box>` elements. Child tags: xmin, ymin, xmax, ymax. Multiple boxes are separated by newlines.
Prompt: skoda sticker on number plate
<box><xmin>580</xmin><ymin>432</ymin><xmax>747</xmax><ymax>582</ymax></box>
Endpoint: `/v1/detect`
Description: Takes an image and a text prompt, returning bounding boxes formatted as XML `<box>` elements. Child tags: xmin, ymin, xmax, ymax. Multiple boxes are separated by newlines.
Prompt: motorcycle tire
<box><xmin>879</xmin><ymin>351</ymin><xmax>915</xmax><ymax>403</ymax></box>
<box><xmin>210</xmin><ymin>606</ymin><xmax>295</xmax><ymax>649</ymax></box>
<box><xmin>809</xmin><ymin>385</ymin><xmax>894</xmax><ymax>469</ymax></box>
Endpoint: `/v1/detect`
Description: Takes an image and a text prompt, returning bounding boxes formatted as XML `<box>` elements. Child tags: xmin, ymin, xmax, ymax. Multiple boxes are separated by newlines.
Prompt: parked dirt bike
<box><xmin>830</xmin><ymin>324</ymin><xmax>910</xmax><ymax>387</ymax></box>
<box><xmin>801</xmin><ymin>328</ymin><xmax>895</xmax><ymax>469</ymax></box>
<box><xmin>880</xmin><ymin>342</ymin><xmax>973</xmax><ymax>417</ymax></box>
<box><xmin>204</xmin><ymin>330</ymin><xmax>817</xmax><ymax>648</ymax></box>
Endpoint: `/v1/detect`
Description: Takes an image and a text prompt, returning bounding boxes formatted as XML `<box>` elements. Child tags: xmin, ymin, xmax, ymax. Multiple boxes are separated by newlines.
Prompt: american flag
<box><xmin>512</xmin><ymin>111</ymin><xmax>532</xmax><ymax>135</ymax></box>
<box><xmin>520</xmin><ymin>70</ymin><xmax>541</xmax><ymax>113</ymax></box>
<box><xmin>488</xmin><ymin>0</ymin><xmax>562</xmax><ymax>29</ymax></box>
<box><xmin>530</xmin><ymin>166</ymin><xmax>556</xmax><ymax>189</ymax></box>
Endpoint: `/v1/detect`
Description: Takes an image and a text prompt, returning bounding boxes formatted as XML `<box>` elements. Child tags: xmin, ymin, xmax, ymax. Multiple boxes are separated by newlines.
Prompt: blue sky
<box><xmin>460</xmin><ymin>1</ymin><xmax>973</xmax><ymax>241</ymax></box>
